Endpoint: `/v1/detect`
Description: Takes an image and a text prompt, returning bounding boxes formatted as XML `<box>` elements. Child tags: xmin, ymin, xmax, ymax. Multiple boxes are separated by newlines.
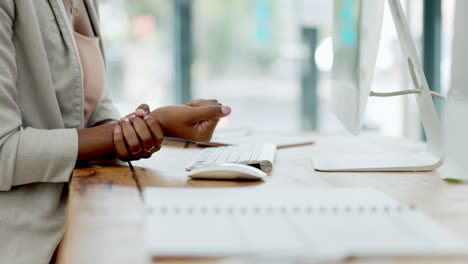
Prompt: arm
<box><xmin>77</xmin><ymin>104</ymin><xmax>231</xmax><ymax>161</ymax></box>
<box><xmin>77</xmin><ymin>122</ymin><xmax>117</xmax><ymax>161</ymax></box>
<box><xmin>0</xmin><ymin>2</ymin><xmax>126</xmax><ymax>188</ymax></box>
<box><xmin>78</xmin><ymin>83</ymin><xmax>121</xmax><ymax>160</ymax></box>
<box><xmin>0</xmin><ymin>1</ymin><xmax>78</xmax><ymax>190</ymax></box>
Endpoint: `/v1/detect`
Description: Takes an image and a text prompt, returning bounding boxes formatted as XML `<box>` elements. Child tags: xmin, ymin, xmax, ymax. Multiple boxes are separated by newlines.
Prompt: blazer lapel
<box><xmin>84</xmin><ymin>0</ymin><xmax>101</xmax><ymax>38</ymax></box>
<box><xmin>47</xmin><ymin>0</ymin><xmax>85</xmax><ymax>127</ymax></box>
<box><xmin>47</xmin><ymin>0</ymin><xmax>101</xmax><ymax>40</ymax></box>
<box><xmin>48</xmin><ymin>0</ymin><xmax>75</xmax><ymax>48</ymax></box>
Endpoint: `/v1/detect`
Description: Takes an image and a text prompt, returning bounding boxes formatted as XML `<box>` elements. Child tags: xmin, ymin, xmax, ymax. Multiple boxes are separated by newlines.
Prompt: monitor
<box><xmin>312</xmin><ymin>0</ymin><xmax>443</xmax><ymax>172</ymax></box>
<box><xmin>444</xmin><ymin>0</ymin><xmax>468</xmax><ymax>181</ymax></box>
<box><xmin>330</xmin><ymin>0</ymin><xmax>384</xmax><ymax>135</ymax></box>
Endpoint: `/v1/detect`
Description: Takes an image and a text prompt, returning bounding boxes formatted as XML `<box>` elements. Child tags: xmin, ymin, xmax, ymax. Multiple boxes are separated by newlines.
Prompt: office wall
<box><xmin>98</xmin><ymin>0</ymin><xmax>455</xmax><ymax>139</ymax></box>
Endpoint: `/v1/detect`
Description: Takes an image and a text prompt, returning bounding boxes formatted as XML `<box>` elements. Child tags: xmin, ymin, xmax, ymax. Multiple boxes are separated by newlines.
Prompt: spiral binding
<box><xmin>147</xmin><ymin>204</ymin><xmax>417</xmax><ymax>215</ymax></box>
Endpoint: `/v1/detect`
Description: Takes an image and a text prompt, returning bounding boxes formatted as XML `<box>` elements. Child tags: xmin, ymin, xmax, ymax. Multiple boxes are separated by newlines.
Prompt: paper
<box><xmin>144</xmin><ymin>188</ymin><xmax>468</xmax><ymax>258</ymax></box>
<box><xmin>210</xmin><ymin>133</ymin><xmax>314</xmax><ymax>149</ymax></box>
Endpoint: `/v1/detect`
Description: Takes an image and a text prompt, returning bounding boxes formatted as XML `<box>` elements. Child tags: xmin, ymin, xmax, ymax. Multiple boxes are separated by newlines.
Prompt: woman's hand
<box><xmin>186</xmin><ymin>99</ymin><xmax>222</xmax><ymax>108</ymax></box>
<box><xmin>185</xmin><ymin>99</ymin><xmax>224</xmax><ymax>134</ymax></box>
<box><xmin>77</xmin><ymin>100</ymin><xmax>230</xmax><ymax>162</ymax></box>
<box><xmin>150</xmin><ymin>102</ymin><xmax>231</xmax><ymax>142</ymax></box>
<box><xmin>113</xmin><ymin>104</ymin><xmax>164</xmax><ymax>161</ymax></box>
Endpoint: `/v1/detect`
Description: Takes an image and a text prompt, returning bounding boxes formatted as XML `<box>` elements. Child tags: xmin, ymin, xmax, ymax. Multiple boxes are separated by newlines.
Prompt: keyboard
<box><xmin>186</xmin><ymin>144</ymin><xmax>277</xmax><ymax>173</ymax></box>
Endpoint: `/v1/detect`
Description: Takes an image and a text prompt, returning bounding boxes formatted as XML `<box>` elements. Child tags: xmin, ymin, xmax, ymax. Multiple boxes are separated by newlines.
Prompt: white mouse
<box><xmin>187</xmin><ymin>163</ymin><xmax>267</xmax><ymax>181</ymax></box>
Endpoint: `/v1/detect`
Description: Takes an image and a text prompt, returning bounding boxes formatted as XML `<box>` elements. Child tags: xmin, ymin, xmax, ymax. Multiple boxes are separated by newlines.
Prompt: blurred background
<box><xmin>98</xmin><ymin>0</ymin><xmax>454</xmax><ymax>140</ymax></box>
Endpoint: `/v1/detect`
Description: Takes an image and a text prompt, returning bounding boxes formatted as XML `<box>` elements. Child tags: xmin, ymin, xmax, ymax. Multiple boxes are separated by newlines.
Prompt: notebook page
<box><xmin>144</xmin><ymin>188</ymin><xmax>468</xmax><ymax>258</ymax></box>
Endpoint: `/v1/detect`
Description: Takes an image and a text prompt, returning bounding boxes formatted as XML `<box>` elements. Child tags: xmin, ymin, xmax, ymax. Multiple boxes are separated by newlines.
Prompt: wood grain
<box><xmin>58</xmin><ymin>134</ymin><xmax>468</xmax><ymax>264</ymax></box>
<box><xmin>58</xmin><ymin>166</ymin><xmax>149</xmax><ymax>264</ymax></box>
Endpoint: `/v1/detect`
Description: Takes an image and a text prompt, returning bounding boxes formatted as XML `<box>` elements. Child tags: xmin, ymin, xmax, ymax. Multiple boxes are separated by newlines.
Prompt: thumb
<box><xmin>135</xmin><ymin>104</ymin><xmax>150</xmax><ymax>117</ymax></box>
<box><xmin>189</xmin><ymin>105</ymin><xmax>231</xmax><ymax>122</ymax></box>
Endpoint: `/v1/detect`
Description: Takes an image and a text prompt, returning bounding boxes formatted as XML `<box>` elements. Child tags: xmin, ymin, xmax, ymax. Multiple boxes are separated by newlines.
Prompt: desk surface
<box><xmin>57</xmin><ymin>133</ymin><xmax>468</xmax><ymax>264</ymax></box>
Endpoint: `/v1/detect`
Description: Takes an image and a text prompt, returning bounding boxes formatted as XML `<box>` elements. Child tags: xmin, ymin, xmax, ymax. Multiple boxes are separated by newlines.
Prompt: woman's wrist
<box><xmin>147</xmin><ymin>108</ymin><xmax>167</xmax><ymax>129</ymax></box>
<box><xmin>93</xmin><ymin>119</ymin><xmax>118</xmax><ymax>127</ymax></box>
<box><xmin>77</xmin><ymin>123</ymin><xmax>117</xmax><ymax>161</ymax></box>
<box><xmin>77</xmin><ymin>108</ymin><xmax>165</xmax><ymax>162</ymax></box>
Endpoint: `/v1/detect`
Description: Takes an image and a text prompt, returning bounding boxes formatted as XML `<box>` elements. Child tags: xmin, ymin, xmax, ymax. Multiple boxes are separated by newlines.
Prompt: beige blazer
<box><xmin>0</xmin><ymin>0</ymin><xmax>119</xmax><ymax>263</ymax></box>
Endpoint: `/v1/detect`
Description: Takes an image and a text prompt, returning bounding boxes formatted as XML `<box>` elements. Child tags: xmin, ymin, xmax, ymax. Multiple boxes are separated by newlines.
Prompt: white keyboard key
<box><xmin>187</xmin><ymin>150</ymin><xmax>210</xmax><ymax>169</ymax></box>
<box><xmin>215</xmin><ymin>146</ymin><xmax>234</xmax><ymax>163</ymax></box>
<box><xmin>205</xmin><ymin>148</ymin><xmax>224</xmax><ymax>164</ymax></box>
<box><xmin>250</xmin><ymin>149</ymin><xmax>262</xmax><ymax>161</ymax></box>
<box><xmin>227</xmin><ymin>149</ymin><xmax>242</xmax><ymax>162</ymax></box>
<box><xmin>197</xmin><ymin>150</ymin><xmax>212</xmax><ymax>162</ymax></box>
<box><xmin>238</xmin><ymin>152</ymin><xmax>253</xmax><ymax>163</ymax></box>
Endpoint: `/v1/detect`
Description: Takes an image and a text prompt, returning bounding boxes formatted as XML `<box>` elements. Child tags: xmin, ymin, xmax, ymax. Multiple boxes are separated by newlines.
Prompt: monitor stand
<box><xmin>313</xmin><ymin>0</ymin><xmax>444</xmax><ymax>172</ymax></box>
<box><xmin>313</xmin><ymin>152</ymin><xmax>443</xmax><ymax>172</ymax></box>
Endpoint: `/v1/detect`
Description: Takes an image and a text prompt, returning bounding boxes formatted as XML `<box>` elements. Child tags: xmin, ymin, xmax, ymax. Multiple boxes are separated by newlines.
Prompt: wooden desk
<box><xmin>58</xmin><ymin>133</ymin><xmax>468</xmax><ymax>264</ymax></box>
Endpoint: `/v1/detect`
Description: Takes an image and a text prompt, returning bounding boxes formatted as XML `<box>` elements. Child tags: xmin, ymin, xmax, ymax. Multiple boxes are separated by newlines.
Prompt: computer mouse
<box><xmin>187</xmin><ymin>163</ymin><xmax>267</xmax><ymax>181</ymax></box>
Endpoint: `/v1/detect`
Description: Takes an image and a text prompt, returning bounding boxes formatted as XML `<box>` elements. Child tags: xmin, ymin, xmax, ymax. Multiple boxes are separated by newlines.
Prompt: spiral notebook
<box><xmin>144</xmin><ymin>188</ymin><xmax>468</xmax><ymax>259</ymax></box>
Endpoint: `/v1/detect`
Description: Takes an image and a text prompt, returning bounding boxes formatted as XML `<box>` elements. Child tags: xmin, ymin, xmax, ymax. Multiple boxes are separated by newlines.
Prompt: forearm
<box><xmin>77</xmin><ymin>123</ymin><xmax>117</xmax><ymax>161</ymax></box>
<box><xmin>93</xmin><ymin>119</ymin><xmax>117</xmax><ymax>127</ymax></box>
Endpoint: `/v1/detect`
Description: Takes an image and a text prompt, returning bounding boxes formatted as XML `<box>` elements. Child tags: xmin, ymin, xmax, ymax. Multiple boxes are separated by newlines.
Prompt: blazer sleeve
<box><xmin>0</xmin><ymin>1</ymin><xmax>78</xmax><ymax>191</ymax></box>
<box><xmin>87</xmin><ymin>88</ymin><xmax>121</xmax><ymax>127</ymax></box>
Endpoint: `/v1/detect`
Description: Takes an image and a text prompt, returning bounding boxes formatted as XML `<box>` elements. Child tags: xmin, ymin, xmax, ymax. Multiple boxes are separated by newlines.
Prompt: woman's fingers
<box><xmin>120</xmin><ymin>118</ymin><xmax>142</xmax><ymax>156</ymax></box>
<box><xmin>186</xmin><ymin>99</ymin><xmax>203</xmax><ymax>107</ymax></box>
<box><xmin>113</xmin><ymin>125</ymin><xmax>130</xmax><ymax>161</ymax></box>
<box><xmin>201</xmin><ymin>119</ymin><xmax>220</xmax><ymax>137</ymax></box>
<box><xmin>187</xmin><ymin>99</ymin><xmax>220</xmax><ymax>107</ymax></box>
<box><xmin>190</xmin><ymin>105</ymin><xmax>231</xmax><ymax>122</ymax></box>
<box><xmin>185</xmin><ymin>105</ymin><xmax>230</xmax><ymax>142</ymax></box>
<box><xmin>135</xmin><ymin>104</ymin><xmax>150</xmax><ymax>118</ymax></box>
<box><xmin>143</xmin><ymin>115</ymin><xmax>164</xmax><ymax>152</ymax></box>
<box><xmin>131</xmin><ymin>117</ymin><xmax>154</xmax><ymax>158</ymax></box>
<box><xmin>114</xmin><ymin>110</ymin><xmax>165</xmax><ymax>161</ymax></box>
